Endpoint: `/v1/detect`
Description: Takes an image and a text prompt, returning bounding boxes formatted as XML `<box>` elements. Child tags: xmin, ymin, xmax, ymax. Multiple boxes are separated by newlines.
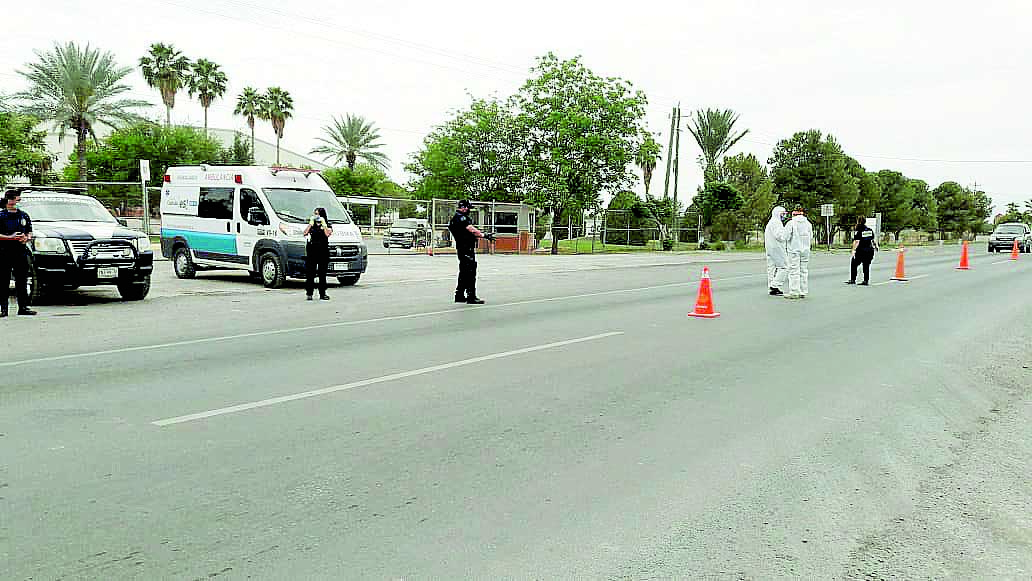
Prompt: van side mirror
<box><xmin>117</xmin><ymin>218</ymin><xmax>128</xmax><ymax>227</ymax></box>
<box><xmin>247</xmin><ymin>207</ymin><xmax>269</xmax><ymax>225</ymax></box>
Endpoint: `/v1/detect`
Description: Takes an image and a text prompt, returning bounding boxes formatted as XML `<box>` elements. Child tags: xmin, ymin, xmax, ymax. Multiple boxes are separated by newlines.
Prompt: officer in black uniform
<box><xmin>0</xmin><ymin>190</ymin><xmax>37</xmax><ymax>316</ymax></box>
<box><xmin>447</xmin><ymin>200</ymin><xmax>493</xmax><ymax>304</ymax></box>
<box><xmin>846</xmin><ymin>216</ymin><xmax>878</xmax><ymax>286</ymax></box>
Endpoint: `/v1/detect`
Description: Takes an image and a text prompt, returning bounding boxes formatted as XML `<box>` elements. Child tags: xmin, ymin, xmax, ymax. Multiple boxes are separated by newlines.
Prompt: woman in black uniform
<box><xmin>846</xmin><ymin>216</ymin><xmax>877</xmax><ymax>286</ymax></box>
<box><xmin>304</xmin><ymin>207</ymin><xmax>333</xmax><ymax>300</ymax></box>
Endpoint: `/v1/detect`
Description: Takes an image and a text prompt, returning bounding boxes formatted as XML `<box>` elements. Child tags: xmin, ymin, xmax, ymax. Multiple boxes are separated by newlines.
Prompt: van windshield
<box><xmin>262</xmin><ymin>188</ymin><xmax>352</xmax><ymax>224</ymax></box>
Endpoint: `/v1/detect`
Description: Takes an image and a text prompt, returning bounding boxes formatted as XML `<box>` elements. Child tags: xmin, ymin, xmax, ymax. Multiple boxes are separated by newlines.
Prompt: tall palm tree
<box><xmin>687</xmin><ymin>108</ymin><xmax>749</xmax><ymax>182</ymax></box>
<box><xmin>635</xmin><ymin>133</ymin><xmax>662</xmax><ymax>197</ymax></box>
<box><xmin>139</xmin><ymin>43</ymin><xmax>191</xmax><ymax>126</ymax></box>
<box><xmin>310</xmin><ymin>114</ymin><xmax>390</xmax><ymax>171</ymax></box>
<box><xmin>234</xmin><ymin>87</ymin><xmax>263</xmax><ymax>156</ymax></box>
<box><xmin>261</xmin><ymin>87</ymin><xmax>293</xmax><ymax>165</ymax></box>
<box><xmin>187</xmin><ymin>59</ymin><xmax>227</xmax><ymax>136</ymax></box>
<box><xmin>14</xmin><ymin>42</ymin><xmax>149</xmax><ymax>181</ymax></box>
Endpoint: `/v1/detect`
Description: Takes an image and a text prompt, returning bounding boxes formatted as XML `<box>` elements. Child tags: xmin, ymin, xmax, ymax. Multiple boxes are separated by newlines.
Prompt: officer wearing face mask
<box><xmin>0</xmin><ymin>190</ymin><xmax>37</xmax><ymax>317</ymax></box>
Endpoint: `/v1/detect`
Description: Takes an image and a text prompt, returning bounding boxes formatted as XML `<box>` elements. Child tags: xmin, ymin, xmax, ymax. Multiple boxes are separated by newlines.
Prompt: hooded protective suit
<box><xmin>764</xmin><ymin>206</ymin><xmax>788</xmax><ymax>291</ymax></box>
<box><xmin>784</xmin><ymin>212</ymin><xmax>814</xmax><ymax>297</ymax></box>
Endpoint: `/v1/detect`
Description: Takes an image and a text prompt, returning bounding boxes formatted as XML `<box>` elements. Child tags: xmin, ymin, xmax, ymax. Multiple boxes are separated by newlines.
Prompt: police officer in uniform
<box><xmin>0</xmin><ymin>191</ymin><xmax>37</xmax><ymax>317</ymax></box>
<box><xmin>448</xmin><ymin>200</ymin><xmax>493</xmax><ymax>304</ymax></box>
<box><xmin>846</xmin><ymin>215</ymin><xmax>878</xmax><ymax>286</ymax></box>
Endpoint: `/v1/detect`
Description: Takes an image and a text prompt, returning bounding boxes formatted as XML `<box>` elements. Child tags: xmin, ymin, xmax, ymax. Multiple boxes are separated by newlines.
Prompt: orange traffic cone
<box><xmin>1011</xmin><ymin>239</ymin><xmax>1020</xmax><ymax>261</ymax></box>
<box><xmin>890</xmin><ymin>246</ymin><xmax>908</xmax><ymax>281</ymax></box>
<box><xmin>426</xmin><ymin>235</ymin><xmax>434</xmax><ymax>256</ymax></box>
<box><xmin>956</xmin><ymin>240</ymin><xmax>971</xmax><ymax>270</ymax></box>
<box><xmin>687</xmin><ymin>267</ymin><xmax>720</xmax><ymax>318</ymax></box>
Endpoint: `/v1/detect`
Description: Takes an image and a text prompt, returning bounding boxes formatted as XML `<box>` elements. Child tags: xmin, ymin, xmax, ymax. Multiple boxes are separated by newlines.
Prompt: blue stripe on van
<box><xmin>161</xmin><ymin>229</ymin><xmax>238</xmax><ymax>254</ymax></box>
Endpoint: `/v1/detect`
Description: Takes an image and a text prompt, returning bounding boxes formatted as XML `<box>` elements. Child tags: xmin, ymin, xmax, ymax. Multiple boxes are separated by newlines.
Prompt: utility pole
<box><xmin>663</xmin><ymin>106</ymin><xmax>676</xmax><ymax>198</ymax></box>
<box><xmin>672</xmin><ymin>105</ymin><xmax>682</xmax><ymax>243</ymax></box>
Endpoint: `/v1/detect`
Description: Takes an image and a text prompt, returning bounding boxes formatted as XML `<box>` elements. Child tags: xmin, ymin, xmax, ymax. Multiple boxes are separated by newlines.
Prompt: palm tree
<box><xmin>14</xmin><ymin>42</ymin><xmax>149</xmax><ymax>181</ymax></box>
<box><xmin>635</xmin><ymin>133</ymin><xmax>662</xmax><ymax>197</ymax></box>
<box><xmin>187</xmin><ymin>59</ymin><xmax>227</xmax><ymax>136</ymax></box>
<box><xmin>139</xmin><ymin>43</ymin><xmax>191</xmax><ymax>126</ymax></box>
<box><xmin>234</xmin><ymin>87</ymin><xmax>263</xmax><ymax>156</ymax></box>
<box><xmin>261</xmin><ymin>87</ymin><xmax>293</xmax><ymax>165</ymax></box>
<box><xmin>310</xmin><ymin>114</ymin><xmax>390</xmax><ymax>171</ymax></box>
<box><xmin>687</xmin><ymin>108</ymin><xmax>749</xmax><ymax>182</ymax></box>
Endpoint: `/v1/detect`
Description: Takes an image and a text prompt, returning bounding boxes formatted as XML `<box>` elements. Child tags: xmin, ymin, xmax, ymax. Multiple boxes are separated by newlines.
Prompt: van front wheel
<box><xmin>259</xmin><ymin>252</ymin><xmax>286</xmax><ymax>288</ymax></box>
<box><xmin>173</xmin><ymin>247</ymin><xmax>196</xmax><ymax>279</ymax></box>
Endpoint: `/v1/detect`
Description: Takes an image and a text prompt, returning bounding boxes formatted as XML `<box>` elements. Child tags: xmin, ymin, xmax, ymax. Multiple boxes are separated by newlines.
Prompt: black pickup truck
<box><xmin>9</xmin><ymin>187</ymin><xmax>154</xmax><ymax>302</ymax></box>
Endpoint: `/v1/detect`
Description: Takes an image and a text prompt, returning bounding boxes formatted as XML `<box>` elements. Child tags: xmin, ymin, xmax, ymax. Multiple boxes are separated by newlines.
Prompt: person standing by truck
<box><xmin>304</xmin><ymin>207</ymin><xmax>333</xmax><ymax>301</ymax></box>
<box><xmin>0</xmin><ymin>191</ymin><xmax>37</xmax><ymax>316</ymax></box>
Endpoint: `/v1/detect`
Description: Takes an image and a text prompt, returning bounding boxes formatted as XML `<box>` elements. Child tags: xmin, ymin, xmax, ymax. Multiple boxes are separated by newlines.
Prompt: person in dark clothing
<box><xmin>846</xmin><ymin>216</ymin><xmax>878</xmax><ymax>286</ymax></box>
<box><xmin>447</xmin><ymin>200</ymin><xmax>493</xmax><ymax>304</ymax></box>
<box><xmin>0</xmin><ymin>191</ymin><xmax>36</xmax><ymax>317</ymax></box>
<box><xmin>304</xmin><ymin>207</ymin><xmax>333</xmax><ymax>300</ymax></box>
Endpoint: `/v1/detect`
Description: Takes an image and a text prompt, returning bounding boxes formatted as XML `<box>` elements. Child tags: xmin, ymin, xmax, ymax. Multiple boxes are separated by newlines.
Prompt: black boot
<box><xmin>17</xmin><ymin>307</ymin><xmax>37</xmax><ymax>316</ymax></box>
<box><xmin>466</xmin><ymin>296</ymin><xmax>485</xmax><ymax>305</ymax></box>
<box><xmin>454</xmin><ymin>293</ymin><xmax>466</xmax><ymax>303</ymax></box>
<box><xmin>769</xmin><ymin>288</ymin><xmax>783</xmax><ymax>296</ymax></box>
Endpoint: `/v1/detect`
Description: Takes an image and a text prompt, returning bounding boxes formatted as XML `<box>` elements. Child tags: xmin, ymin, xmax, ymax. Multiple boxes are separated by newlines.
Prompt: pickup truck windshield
<box><xmin>18</xmin><ymin>196</ymin><xmax>118</xmax><ymax>223</ymax></box>
<box><xmin>262</xmin><ymin>188</ymin><xmax>352</xmax><ymax>224</ymax></box>
<box><xmin>995</xmin><ymin>226</ymin><xmax>1025</xmax><ymax>235</ymax></box>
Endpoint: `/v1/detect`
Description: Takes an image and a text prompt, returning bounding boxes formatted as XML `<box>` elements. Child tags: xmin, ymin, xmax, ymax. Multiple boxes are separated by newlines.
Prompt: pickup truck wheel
<box><xmin>260</xmin><ymin>252</ymin><xmax>286</xmax><ymax>288</ymax></box>
<box><xmin>117</xmin><ymin>275</ymin><xmax>151</xmax><ymax>301</ymax></box>
<box><xmin>173</xmin><ymin>246</ymin><xmax>197</xmax><ymax>279</ymax></box>
<box><xmin>19</xmin><ymin>261</ymin><xmax>46</xmax><ymax>306</ymax></box>
<box><xmin>337</xmin><ymin>275</ymin><xmax>360</xmax><ymax>286</ymax></box>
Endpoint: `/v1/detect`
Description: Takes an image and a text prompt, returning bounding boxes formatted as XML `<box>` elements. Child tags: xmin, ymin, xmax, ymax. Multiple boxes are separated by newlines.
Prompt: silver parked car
<box><xmin>988</xmin><ymin>222</ymin><xmax>1032</xmax><ymax>253</ymax></box>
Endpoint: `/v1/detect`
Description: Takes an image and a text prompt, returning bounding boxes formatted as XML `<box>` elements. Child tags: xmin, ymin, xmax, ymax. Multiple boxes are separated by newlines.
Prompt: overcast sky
<box><xmin>2</xmin><ymin>0</ymin><xmax>1029</xmax><ymax>213</ymax></box>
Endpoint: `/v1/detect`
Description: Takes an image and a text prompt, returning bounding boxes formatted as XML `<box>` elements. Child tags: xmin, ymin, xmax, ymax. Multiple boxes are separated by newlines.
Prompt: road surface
<box><xmin>2</xmin><ymin>248</ymin><xmax>1030</xmax><ymax>579</ymax></box>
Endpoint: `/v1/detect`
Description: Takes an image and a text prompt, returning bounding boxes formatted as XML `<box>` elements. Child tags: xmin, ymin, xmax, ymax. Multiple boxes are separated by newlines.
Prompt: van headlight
<box><xmin>33</xmin><ymin>236</ymin><xmax>69</xmax><ymax>254</ymax></box>
<box><xmin>133</xmin><ymin>236</ymin><xmax>152</xmax><ymax>252</ymax></box>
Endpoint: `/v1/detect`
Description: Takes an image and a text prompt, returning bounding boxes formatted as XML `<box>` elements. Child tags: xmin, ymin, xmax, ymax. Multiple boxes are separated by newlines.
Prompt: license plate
<box><xmin>330</xmin><ymin>262</ymin><xmax>348</xmax><ymax>271</ymax></box>
<box><xmin>98</xmin><ymin>267</ymin><xmax>119</xmax><ymax>279</ymax></box>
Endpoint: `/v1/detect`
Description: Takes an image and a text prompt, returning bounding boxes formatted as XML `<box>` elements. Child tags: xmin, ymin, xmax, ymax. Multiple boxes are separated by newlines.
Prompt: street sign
<box><xmin>821</xmin><ymin>204</ymin><xmax>834</xmax><ymax>217</ymax></box>
<box><xmin>140</xmin><ymin>159</ymin><xmax>151</xmax><ymax>182</ymax></box>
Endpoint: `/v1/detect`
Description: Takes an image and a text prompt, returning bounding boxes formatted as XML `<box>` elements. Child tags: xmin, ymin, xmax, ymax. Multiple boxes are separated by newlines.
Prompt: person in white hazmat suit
<box><xmin>783</xmin><ymin>205</ymin><xmax>814</xmax><ymax>299</ymax></box>
<box><xmin>764</xmin><ymin>205</ymin><xmax>789</xmax><ymax>296</ymax></box>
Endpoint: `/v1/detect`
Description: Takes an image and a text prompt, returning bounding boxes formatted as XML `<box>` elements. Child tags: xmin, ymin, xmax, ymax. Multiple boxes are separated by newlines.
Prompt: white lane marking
<box><xmin>991</xmin><ymin>259</ymin><xmax>1017</xmax><ymax>265</ymax></box>
<box><xmin>152</xmin><ymin>331</ymin><xmax>624</xmax><ymax>426</ymax></box>
<box><xmin>873</xmin><ymin>274</ymin><xmax>931</xmax><ymax>286</ymax></box>
<box><xmin>0</xmin><ymin>274</ymin><xmax>760</xmax><ymax>369</ymax></box>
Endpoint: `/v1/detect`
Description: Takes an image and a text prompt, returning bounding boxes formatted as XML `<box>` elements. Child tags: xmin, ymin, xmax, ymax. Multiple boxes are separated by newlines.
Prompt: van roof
<box><xmin>164</xmin><ymin>165</ymin><xmax>330</xmax><ymax>186</ymax></box>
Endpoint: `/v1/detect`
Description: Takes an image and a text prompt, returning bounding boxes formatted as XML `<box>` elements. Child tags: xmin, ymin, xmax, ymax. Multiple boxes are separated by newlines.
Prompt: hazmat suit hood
<box><xmin>764</xmin><ymin>206</ymin><xmax>789</xmax><ymax>267</ymax></box>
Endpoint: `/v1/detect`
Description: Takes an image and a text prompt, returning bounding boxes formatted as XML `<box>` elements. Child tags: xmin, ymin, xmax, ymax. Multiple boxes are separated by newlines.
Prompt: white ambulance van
<box><xmin>159</xmin><ymin>165</ymin><xmax>367</xmax><ymax>288</ymax></box>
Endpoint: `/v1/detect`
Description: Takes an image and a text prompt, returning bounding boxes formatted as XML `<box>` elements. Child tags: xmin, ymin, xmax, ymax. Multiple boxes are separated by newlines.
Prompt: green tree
<box><xmin>635</xmin><ymin>132</ymin><xmax>662</xmax><ymax>197</ymax></box>
<box><xmin>906</xmin><ymin>179</ymin><xmax>938</xmax><ymax>234</ymax></box>
<box><xmin>876</xmin><ymin>170</ymin><xmax>914</xmax><ymax>241</ymax></box>
<box><xmin>63</xmin><ymin>123</ymin><xmax>226</xmax><ymax>213</ymax></box>
<box><xmin>768</xmin><ymin>130</ymin><xmax>855</xmax><ymax>241</ymax></box>
<box><xmin>632</xmin><ymin>194</ymin><xmax>677</xmax><ymax>246</ymax></box>
<box><xmin>261</xmin><ymin>87</ymin><xmax>293</xmax><ymax>165</ymax></box>
<box><xmin>310</xmin><ymin>114</ymin><xmax>390</xmax><ymax>171</ymax></box>
<box><xmin>234</xmin><ymin>87</ymin><xmax>263</xmax><ymax>156</ymax></box>
<box><xmin>220</xmin><ymin>133</ymin><xmax>254</xmax><ymax>165</ymax></box>
<box><xmin>139</xmin><ymin>43</ymin><xmax>191</xmax><ymax>126</ymax></box>
<box><xmin>687</xmin><ymin>108</ymin><xmax>749</xmax><ymax>182</ymax></box>
<box><xmin>323</xmin><ymin>164</ymin><xmax>407</xmax><ymax>198</ymax></box>
<box><xmin>605</xmin><ymin>190</ymin><xmax>647</xmax><ymax>245</ymax></box>
<box><xmin>970</xmin><ymin>189</ymin><xmax>992</xmax><ymax>235</ymax></box>
<box><xmin>0</xmin><ymin>112</ymin><xmax>53</xmax><ymax>186</ymax></box>
<box><xmin>406</xmin><ymin>97</ymin><xmax>526</xmax><ymax>203</ymax></box>
<box><xmin>714</xmin><ymin>153</ymin><xmax>773</xmax><ymax>231</ymax></box>
<box><xmin>15</xmin><ymin>42</ymin><xmax>149</xmax><ymax>181</ymax></box>
<box><xmin>692</xmin><ymin>181</ymin><xmax>744</xmax><ymax>228</ymax></box>
<box><xmin>515</xmin><ymin>53</ymin><xmax>648</xmax><ymax>254</ymax></box>
<box><xmin>932</xmin><ymin>181</ymin><xmax>973</xmax><ymax>238</ymax></box>
<box><xmin>999</xmin><ymin>202</ymin><xmax>1024</xmax><ymax>223</ymax></box>
<box><xmin>187</xmin><ymin>59</ymin><xmax>227</xmax><ymax>136</ymax></box>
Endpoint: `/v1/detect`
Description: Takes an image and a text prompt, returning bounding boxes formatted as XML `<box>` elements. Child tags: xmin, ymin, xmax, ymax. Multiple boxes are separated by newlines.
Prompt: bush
<box><xmin>661</xmin><ymin>239</ymin><xmax>674</xmax><ymax>251</ymax></box>
<box><xmin>711</xmin><ymin>241</ymin><xmax>726</xmax><ymax>251</ymax></box>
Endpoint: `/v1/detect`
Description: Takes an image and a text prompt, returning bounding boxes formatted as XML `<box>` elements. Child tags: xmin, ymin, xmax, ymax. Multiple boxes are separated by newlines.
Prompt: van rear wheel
<box><xmin>260</xmin><ymin>252</ymin><xmax>286</xmax><ymax>288</ymax></box>
<box><xmin>173</xmin><ymin>247</ymin><xmax>196</xmax><ymax>279</ymax></box>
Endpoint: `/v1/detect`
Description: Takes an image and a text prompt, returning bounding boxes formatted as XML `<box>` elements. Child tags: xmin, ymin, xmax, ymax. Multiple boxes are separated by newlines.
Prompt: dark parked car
<box><xmin>383</xmin><ymin>218</ymin><xmax>430</xmax><ymax>249</ymax></box>
<box><xmin>988</xmin><ymin>222</ymin><xmax>1032</xmax><ymax>253</ymax></box>
<box><xmin>10</xmin><ymin>188</ymin><xmax>154</xmax><ymax>302</ymax></box>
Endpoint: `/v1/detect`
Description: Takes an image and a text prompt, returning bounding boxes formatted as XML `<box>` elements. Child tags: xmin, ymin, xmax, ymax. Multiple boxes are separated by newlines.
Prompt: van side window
<box><xmin>198</xmin><ymin>187</ymin><xmax>234</xmax><ymax>220</ymax></box>
<box><xmin>239</xmin><ymin>188</ymin><xmax>261</xmax><ymax>221</ymax></box>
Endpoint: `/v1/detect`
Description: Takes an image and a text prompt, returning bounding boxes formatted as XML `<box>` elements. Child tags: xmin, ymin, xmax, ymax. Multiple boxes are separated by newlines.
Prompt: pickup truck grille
<box><xmin>68</xmin><ymin>240</ymin><xmax>136</xmax><ymax>262</ymax></box>
<box><xmin>329</xmin><ymin>245</ymin><xmax>360</xmax><ymax>258</ymax></box>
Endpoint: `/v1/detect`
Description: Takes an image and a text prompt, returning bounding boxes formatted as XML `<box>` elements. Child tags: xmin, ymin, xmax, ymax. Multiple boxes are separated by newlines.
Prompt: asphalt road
<box><xmin>2</xmin><ymin>248</ymin><xmax>1030</xmax><ymax>579</ymax></box>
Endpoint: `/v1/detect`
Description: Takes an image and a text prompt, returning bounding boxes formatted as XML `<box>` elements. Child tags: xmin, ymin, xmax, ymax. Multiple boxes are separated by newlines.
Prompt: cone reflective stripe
<box><xmin>687</xmin><ymin>266</ymin><xmax>720</xmax><ymax>318</ymax></box>
<box><xmin>890</xmin><ymin>246</ymin><xmax>908</xmax><ymax>281</ymax></box>
<box><xmin>1011</xmin><ymin>239</ymin><xmax>1020</xmax><ymax>261</ymax></box>
<box><xmin>956</xmin><ymin>240</ymin><xmax>971</xmax><ymax>270</ymax></box>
